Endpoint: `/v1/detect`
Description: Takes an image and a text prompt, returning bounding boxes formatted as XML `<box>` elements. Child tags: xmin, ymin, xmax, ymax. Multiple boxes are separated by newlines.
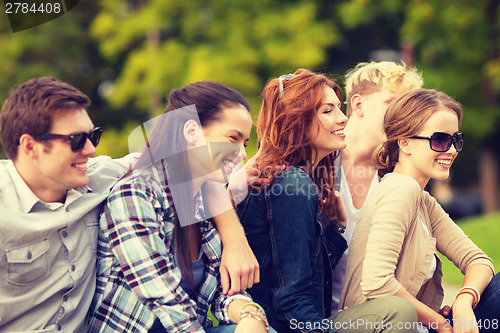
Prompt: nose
<box><xmin>336</xmin><ymin>108</ymin><xmax>348</xmax><ymax>125</ymax></box>
<box><xmin>81</xmin><ymin>138</ymin><xmax>97</xmax><ymax>156</ymax></box>
<box><xmin>240</xmin><ymin>143</ymin><xmax>248</xmax><ymax>160</ymax></box>
<box><xmin>447</xmin><ymin>143</ymin><xmax>458</xmax><ymax>155</ymax></box>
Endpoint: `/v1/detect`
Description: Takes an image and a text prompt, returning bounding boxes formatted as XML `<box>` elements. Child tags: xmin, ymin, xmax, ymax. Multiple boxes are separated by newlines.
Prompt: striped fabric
<box><xmin>89</xmin><ymin>160</ymin><xmax>250</xmax><ymax>332</ymax></box>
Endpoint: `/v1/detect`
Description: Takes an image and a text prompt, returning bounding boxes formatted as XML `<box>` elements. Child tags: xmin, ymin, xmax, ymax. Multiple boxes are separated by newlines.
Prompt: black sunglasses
<box><xmin>34</xmin><ymin>127</ymin><xmax>103</xmax><ymax>152</ymax></box>
<box><xmin>410</xmin><ymin>132</ymin><xmax>464</xmax><ymax>152</ymax></box>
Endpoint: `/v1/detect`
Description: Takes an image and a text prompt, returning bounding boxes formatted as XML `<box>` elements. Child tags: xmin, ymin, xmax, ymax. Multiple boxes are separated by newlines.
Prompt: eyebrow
<box><xmin>322</xmin><ymin>102</ymin><xmax>342</xmax><ymax>108</ymax></box>
<box><xmin>228</xmin><ymin>129</ymin><xmax>250</xmax><ymax>141</ymax></box>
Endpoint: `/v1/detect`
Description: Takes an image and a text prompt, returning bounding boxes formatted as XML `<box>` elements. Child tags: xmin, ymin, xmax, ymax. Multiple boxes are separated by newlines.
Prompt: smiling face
<box><xmin>400</xmin><ymin>108</ymin><xmax>460</xmax><ymax>188</ymax></box>
<box><xmin>31</xmin><ymin>108</ymin><xmax>97</xmax><ymax>201</ymax></box>
<box><xmin>310</xmin><ymin>86</ymin><xmax>347</xmax><ymax>164</ymax></box>
<box><xmin>194</xmin><ymin>104</ymin><xmax>252</xmax><ymax>183</ymax></box>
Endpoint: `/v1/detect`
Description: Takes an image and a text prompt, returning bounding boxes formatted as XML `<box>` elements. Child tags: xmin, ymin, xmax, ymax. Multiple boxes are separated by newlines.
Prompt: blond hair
<box><xmin>345</xmin><ymin>61</ymin><xmax>424</xmax><ymax>116</ymax></box>
<box><xmin>374</xmin><ymin>89</ymin><xmax>463</xmax><ymax>177</ymax></box>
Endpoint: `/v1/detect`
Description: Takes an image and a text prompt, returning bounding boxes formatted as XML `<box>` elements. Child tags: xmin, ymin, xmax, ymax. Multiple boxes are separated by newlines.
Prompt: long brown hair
<box><xmin>256</xmin><ymin>68</ymin><xmax>342</xmax><ymax>219</ymax></box>
<box><xmin>133</xmin><ymin>81</ymin><xmax>250</xmax><ymax>289</ymax></box>
<box><xmin>374</xmin><ymin>88</ymin><xmax>463</xmax><ymax>177</ymax></box>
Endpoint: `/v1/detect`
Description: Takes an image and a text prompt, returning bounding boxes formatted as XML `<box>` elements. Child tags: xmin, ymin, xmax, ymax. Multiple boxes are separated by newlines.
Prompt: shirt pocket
<box><xmin>6</xmin><ymin>239</ymin><xmax>49</xmax><ymax>286</ymax></box>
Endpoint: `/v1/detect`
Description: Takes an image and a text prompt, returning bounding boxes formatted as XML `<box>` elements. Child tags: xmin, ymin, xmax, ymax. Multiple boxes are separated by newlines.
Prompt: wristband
<box><xmin>456</xmin><ymin>286</ymin><xmax>480</xmax><ymax>309</ymax></box>
<box><xmin>240</xmin><ymin>302</ymin><xmax>269</xmax><ymax>332</ymax></box>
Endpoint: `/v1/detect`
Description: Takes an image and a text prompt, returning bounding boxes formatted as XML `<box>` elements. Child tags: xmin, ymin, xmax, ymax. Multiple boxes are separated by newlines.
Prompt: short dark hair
<box><xmin>0</xmin><ymin>77</ymin><xmax>90</xmax><ymax>160</ymax></box>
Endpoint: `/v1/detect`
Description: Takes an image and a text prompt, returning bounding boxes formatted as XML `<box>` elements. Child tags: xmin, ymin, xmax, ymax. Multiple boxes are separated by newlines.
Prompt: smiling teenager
<box><xmin>330</xmin><ymin>61</ymin><xmax>424</xmax><ymax>312</ymax></box>
<box><xmin>340</xmin><ymin>89</ymin><xmax>500</xmax><ymax>333</ymax></box>
<box><xmin>0</xmin><ymin>77</ymin><xmax>132</xmax><ymax>332</ymax></box>
<box><xmin>237</xmin><ymin>69</ymin><xmax>417</xmax><ymax>333</ymax></box>
<box><xmin>89</xmin><ymin>81</ymin><xmax>276</xmax><ymax>333</ymax></box>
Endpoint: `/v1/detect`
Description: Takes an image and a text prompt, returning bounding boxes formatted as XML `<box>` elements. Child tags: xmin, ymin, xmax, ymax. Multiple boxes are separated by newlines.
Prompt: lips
<box><xmin>223</xmin><ymin>159</ymin><xmax>236</xmax><ymax>170</ymax></box>
<box><xmin>222</xmin><ymin>155</ymin><xmax>243</xmax><ymax>175</ymax></box>
<box><xmin>72</xmin><ymin>161</ymin><xmax>88</xmax><ymax>169</ymax></box>
<box><xmin>436</xmin><ymin>159</ymin><xmax>452</xmax><ymax>167</ymax></box>
<box><xmin>332</xmin><ymin>129</ymin><xmax>344</xmax><ymax>136</ymax></box>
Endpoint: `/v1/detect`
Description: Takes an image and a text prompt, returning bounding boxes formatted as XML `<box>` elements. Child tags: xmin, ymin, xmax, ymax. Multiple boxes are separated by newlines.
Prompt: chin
<box><xmin>73</xmin><ymin>176</ymin><xmax>90</xmax><ymax>189</ymax></box>
<box><xmin>433</xmin><ymin>171</ymin><xmax>450</xmax><ymax>181</ymax></box>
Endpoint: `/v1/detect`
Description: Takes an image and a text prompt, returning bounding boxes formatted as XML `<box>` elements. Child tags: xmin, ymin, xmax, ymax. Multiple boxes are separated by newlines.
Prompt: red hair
<box><xmin>256</xmin><ymin>68</ymin><xmax>342</xmax><ymax>219</ymax></box>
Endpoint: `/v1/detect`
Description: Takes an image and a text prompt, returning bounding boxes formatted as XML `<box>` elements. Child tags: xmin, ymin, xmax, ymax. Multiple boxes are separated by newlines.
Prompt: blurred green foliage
<box><xmin>1</xmin><ymin>0</ymin><xmax>500</xmax><ymax>175</ymax></box>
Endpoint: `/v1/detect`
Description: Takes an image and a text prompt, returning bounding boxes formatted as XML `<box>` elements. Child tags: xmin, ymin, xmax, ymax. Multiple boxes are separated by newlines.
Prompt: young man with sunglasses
<box><xmin>331</xmin><ymin>61</ymin><xmax>425</xmax><ymax>312</ymax></box>
<box><xmin>0</xmin><ymin>77</ymin><xmax>132</xmax><ymax>332</ymax></box>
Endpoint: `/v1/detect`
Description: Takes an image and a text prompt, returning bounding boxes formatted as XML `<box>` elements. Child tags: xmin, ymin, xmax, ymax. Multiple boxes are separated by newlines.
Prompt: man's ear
<box><xmin>18</xmin><ymin>134</ymin><xmax>39</xmax><ymax>159</ymax></box>
<box><xmin>351</xmin><ymin>94</ymin><xmax>363</xmax><ymax>117</ymax></box>
<box><xmin>183</xmin><ymin>120</ymin><xmax>202</xmax><ymax>146</ymax></box>
<box><xmin>398</xmin><ymin>137</ymin><xmax>412</xmax><ymax>155</ymax></box>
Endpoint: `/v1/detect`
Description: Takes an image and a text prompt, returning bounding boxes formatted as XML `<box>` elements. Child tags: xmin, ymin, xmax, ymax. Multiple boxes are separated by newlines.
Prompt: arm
<box><xmin>204</xmin><ymin>181</ymin><xmax>260</xmax><ymax>295</ymax></box>
<box><xmin>393</xmin><ymin>288</ymin><xmax>452</xmax><ymax>333</ymax></box>
<box><xmin>105</xmin><ymin>179</ymin><xmax>204</xmax><ymax>332</ymax></box>
<box><xmin>215</xmin><ymin>209</ymin><xmax>260</xmax><ymax>295</ymax></box>
<box><xmin>230</xmin><ymin>300</ymin><xmax>268</xmax><ymax>333</ymax></box>
<box><xmin>451</xmin><ymin>264</ymin><xmax>493</xmax><ymax>333</ymax></box>
<box><xmin>425</xmin><ymin>192</ymin><xmax>494</xmax><ymax>333</ymax></box>
<box><xmin>426</xmin><ymin>192</ymin><xmax>494</xmax><ymax>276</ymax></box>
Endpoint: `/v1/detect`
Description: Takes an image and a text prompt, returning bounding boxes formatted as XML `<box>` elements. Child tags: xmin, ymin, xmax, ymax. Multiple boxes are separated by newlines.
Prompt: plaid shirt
<box><xmin>89</xmin><ymin>160</ymin><xmax>250</xmax><ymax>332</ymax></box>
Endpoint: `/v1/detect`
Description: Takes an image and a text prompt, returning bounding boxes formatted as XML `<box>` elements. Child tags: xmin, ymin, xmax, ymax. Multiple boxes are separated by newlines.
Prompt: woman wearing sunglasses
<box><xmin>340</xmin><ymin>89</ymin><xmax>500</xmax><ymax>332</ymax></box>
<box><xmin>237</xmin><ymin>69</ymin><xmax>418</xmax><ymax>333</ymax></box>
<box><xmin>89</xmin><ymin>81</ymin><xmax>275</xmax><ymax>333</ymax></box>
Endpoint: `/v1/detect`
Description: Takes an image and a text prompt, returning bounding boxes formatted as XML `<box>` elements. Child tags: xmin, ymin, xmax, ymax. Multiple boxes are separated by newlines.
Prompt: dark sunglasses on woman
<box><xmin>410</xmin><ymin>132</ymin><xmax>464</xmax><ymax>152</ymax></box>
<box><xmin>33</xmin><ymin>127</ymin><xmax>103</xmax><ymax>152</ymax></box>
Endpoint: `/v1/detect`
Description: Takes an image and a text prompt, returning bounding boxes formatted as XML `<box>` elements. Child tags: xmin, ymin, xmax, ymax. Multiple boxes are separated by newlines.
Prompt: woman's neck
<box><xmin>393</xmin><ymin>163</ymin><xmax>428</xmax><ymax>190</ymax></box>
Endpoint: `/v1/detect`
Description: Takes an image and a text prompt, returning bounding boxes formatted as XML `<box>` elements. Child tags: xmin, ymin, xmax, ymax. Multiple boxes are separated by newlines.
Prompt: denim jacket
<box><xmin>237</xmin><ymin>167</ymin><xmax>347</xmax><ymax>333</ymax></box>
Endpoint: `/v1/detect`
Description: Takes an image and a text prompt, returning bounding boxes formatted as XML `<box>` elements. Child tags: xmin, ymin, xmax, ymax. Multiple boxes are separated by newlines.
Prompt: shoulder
<box><xmin>269</xmin><ymin>166</ymin><xmax>318</xmax><ymax>197</ymax></box>
<box><xmin>106</xmin><ymin>168</ymin><xmax>166</xmax><ymax>211</ymax></box>
<box><xmin>0</xmin><ymin>160</ymin><xmax>11</xmax><ymax>186</ymax></box>
<box><xmin>87</xmin><ymin>153</ymin><xmax>139</xmax><ymax>180</ymax></box>
<box><xmin>373</xmin><ymin>173</ymin><xmax>421</xmax><ymax>203</ymax></box>
<box><xmin>113</xmin><ymin>168</ymin><xmax>162</xmax><ymax>195</ymax></box>
<box><xmin>273</xmin><ymin>166</ymin><xmax>315</xmax><ymax>187</ymax></box>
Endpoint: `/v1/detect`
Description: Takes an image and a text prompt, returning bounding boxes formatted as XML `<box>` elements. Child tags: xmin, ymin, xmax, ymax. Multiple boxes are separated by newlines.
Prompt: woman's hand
<box><xmin>451</xmin><ymin>293</ymin><xmax>479</xmax><ymax>333</ymax></box>
<box><xmin>227</xmin><ymin>142</ymin><xmax>286</xmax><ymax>205</ymax></box>
<box><xmin>220</xmin><ymin>238</ymin><xmax>259</xmax><ymax>295</ymax></box>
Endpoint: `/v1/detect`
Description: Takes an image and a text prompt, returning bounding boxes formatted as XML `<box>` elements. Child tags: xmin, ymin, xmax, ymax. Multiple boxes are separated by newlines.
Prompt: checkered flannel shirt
<box><xmin>88</xmin><ymin>161</ymin><xmax>250</xmax><ymax>332</ymax></box>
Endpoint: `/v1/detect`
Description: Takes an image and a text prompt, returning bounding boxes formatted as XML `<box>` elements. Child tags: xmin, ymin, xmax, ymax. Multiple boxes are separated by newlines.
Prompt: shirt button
<box><xmin>65</xmin><ymin>207</ymin><xmax>70</xmax><ymax>212</ymax></box>
<box><xmin>61</xmin><ymin>230</ymin><xmax>68</xmax><ymax>238</ymax></box>
<box><xmin>71</xmin><ymin>265</ymin><xmax>76</xmax><ymax>271</ymax></box>
<box><xmin>27</xmin><ymin>251</ymin><xmax>32</xmax><ymax>260</ymax></box>
<box><xmin>57</xmin><ymin>323</ymin><xmax>62</xmax><ymax>331</ymax></box>
<box><xmin>63</xmin><ymin>295</ymin><xmax>68</xmax><ymax>302</ymax></box>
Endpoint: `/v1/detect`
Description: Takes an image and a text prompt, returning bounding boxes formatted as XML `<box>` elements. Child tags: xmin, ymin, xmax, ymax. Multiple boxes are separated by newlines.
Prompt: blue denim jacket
<box><xmin>237</xmin><ymin>167</ymin><xmax>347</xmax><ymax>333</ymax></box>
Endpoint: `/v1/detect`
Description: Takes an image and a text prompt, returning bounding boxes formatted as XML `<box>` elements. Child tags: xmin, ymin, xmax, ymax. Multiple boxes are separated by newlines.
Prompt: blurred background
<box><xmin>1</xmin><ymin>1</ymin><xmax>499</xmax><ymax>237</ymax></box>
